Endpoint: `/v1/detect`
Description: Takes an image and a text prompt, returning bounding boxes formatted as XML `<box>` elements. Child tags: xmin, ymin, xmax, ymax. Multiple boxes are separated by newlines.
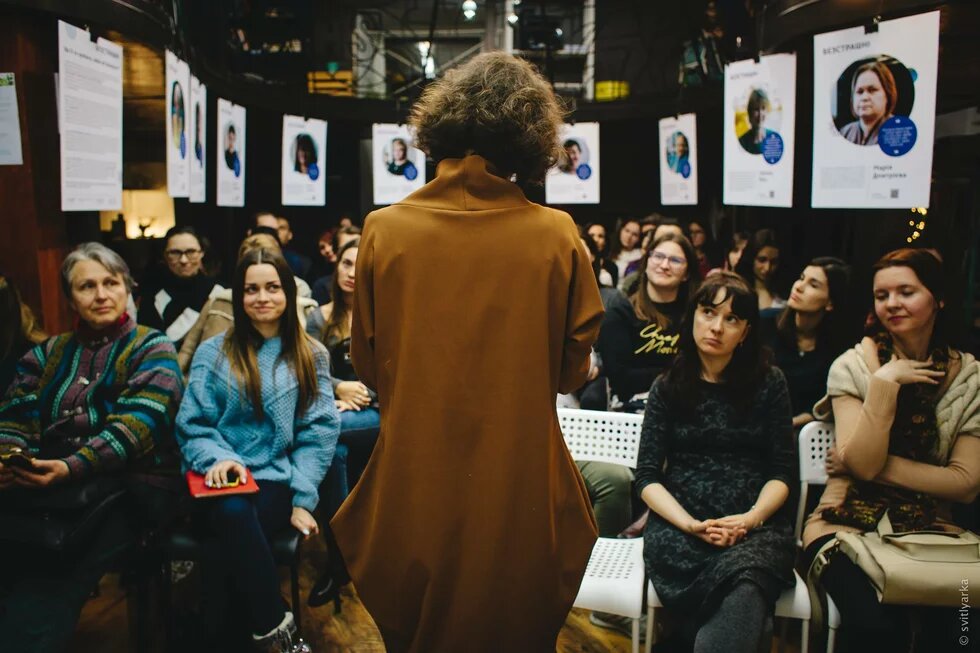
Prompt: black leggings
<box><xmin>694</xmin><ymin>581</ymin><xmax>773</xmax><ymax>653</ymax></box>
<box><xmin>805</xmin><ymin>534</ymin><xmax>977</xmax><ymax>653</ymax></box>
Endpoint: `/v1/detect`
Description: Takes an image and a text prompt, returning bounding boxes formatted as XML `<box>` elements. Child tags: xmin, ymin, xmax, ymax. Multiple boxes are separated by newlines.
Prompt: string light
<box><xmin>906</xmin><ymin>208</ymin><xmax>927</xmax><ymax>243</ymax></box>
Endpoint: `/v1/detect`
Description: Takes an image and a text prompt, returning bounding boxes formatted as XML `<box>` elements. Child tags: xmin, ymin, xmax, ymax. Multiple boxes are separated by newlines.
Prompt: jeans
<box><xmin>195</xmin><ymin>480</ymin><xmax>293</xmax><ymax>636</ymax></box>
<box><xmin>321</xmin><ymin>408</ymin><xmax>381</xmax><ymax>520</ymax></box>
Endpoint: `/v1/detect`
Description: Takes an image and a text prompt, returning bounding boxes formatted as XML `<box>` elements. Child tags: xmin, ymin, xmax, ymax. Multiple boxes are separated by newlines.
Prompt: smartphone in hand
<box><xmin>0</xmin><ymin>445</ymin><xmax>36</xmax><ymax>471</ymax></box>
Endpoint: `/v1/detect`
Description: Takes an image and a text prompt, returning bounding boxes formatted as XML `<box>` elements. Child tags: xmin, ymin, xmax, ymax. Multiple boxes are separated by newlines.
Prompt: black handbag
<box><xmin>0</xmin><ymin>475</ymin><xmax>127</xmax><ymax>552</ymax></box>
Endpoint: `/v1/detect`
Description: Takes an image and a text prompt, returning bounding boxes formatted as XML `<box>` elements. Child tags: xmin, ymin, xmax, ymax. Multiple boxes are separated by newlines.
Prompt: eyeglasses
<box><xmin>165</xmin><ymin>248</ymin><xmax>202</xmax><ymax>261</ymax></box>
<box><xmin>650</xmin><ymin>252</ymin><xmax>686</xmax><ymax>268</ymax></box>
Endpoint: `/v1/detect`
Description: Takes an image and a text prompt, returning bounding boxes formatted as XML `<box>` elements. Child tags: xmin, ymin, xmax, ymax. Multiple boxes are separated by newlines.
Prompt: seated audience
<box><xmin>0</xmin><ymin>243</ymin><xmax>183</xmax><ymax>652</ymax></box>
<box><xmin>305</xmin><ymin>239</ymin><xmax>381</xmax><ymax>608</ymax></box>
<box><xmin>802</xmin><ymin>248</ymin><xmax>980</xmax><ymax>652</ymax></box>
<box><xmin>0</xmin><ymin>275</ymin><xmax>46</xmax><ymax>394</ymax></box>
<box><xmin>611</xmin><ymin>217</ymin><xmax>643</xmax><ymax>279</ymax></box>
<box><xmin>637</xmin><ymin>272</ymin><xmax>796</xmax><ymax>652</ymax></box>
<box><xmin>580</xmin><ymin>230</ymin><xmax>614</xmax><ymax>288</ymax></box>
<box><xmin>138</xmin><ymin>226</ymin><xmax>217</xmax><ymax>347</ymax></box>
<box><xmin>687</xmin><ymin>219</ymin><xmax>720</xmax><ymax>279</ymax></box>
<box><xmin>709</xmin><ymin>230</ymin><xmax>750</xmax><ymax>276</ymax></box>
<box><xmin>308</xmin><ymin>228</ymin><xmax>337</xmax><ymax>302</ymax></box>
<box><xmin>311</xmin><ymin>225</ymin><xmax>362</xmax><ymax>306</ymax></box>
<box><xmin>761</xmin><ymin>257</ymin><xmax>851</xmax><ymax>429</ymax></box>
<box><xmin>176</xmin><ymin>248</ymin><xmax>338</xmax><ymax>651</ymax></box>
<box><xmin>585</xmin><ymin>222</ymin><xmax>619</xmax><ymax>288</ymax></box>
<box><xmin>276</xmin><ymin>216</ymin><xmax>312</xmax><ymax>281</ymax></box>
<box><xmin>599</xmin><ymin>233</ymin><xmax>700</xmax><ymax>411</ymax></box>
<box><xmin>735</xmin><ymin>228</ymin><xmax>785</xmax><ymax>311</ymax></box>
<box><xmin>623</xmin><ymin>218</ymin><xmax>685</xmax><ymax>282</ymax></box>
<box><xmin>178</xmin><ymin>234</ymin><xmax>318</xmax><ymax>376</ymax></box>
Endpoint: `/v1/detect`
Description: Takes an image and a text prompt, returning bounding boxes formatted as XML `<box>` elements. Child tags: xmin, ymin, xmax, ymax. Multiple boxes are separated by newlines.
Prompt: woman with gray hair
<box><xmin>0</xmin><ymin>242</ymin><xmax>183</xmax><ymax>652</ymax></box>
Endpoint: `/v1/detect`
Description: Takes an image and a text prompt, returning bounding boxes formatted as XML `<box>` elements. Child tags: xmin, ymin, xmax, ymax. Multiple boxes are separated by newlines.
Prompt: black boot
<box><xmin>307</xmin><ymin>527</ymin><xmax>350</xmax><ymax>612</ymax></box>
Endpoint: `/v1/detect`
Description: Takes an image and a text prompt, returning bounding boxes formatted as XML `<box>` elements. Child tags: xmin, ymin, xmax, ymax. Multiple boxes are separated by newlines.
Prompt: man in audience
<box><xmin>276</xmin><ymin>216</ymin><xmax>312</xmax><ymax>281</ymax></box>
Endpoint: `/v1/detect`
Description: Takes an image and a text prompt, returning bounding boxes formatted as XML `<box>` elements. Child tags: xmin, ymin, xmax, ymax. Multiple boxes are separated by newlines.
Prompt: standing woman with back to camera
<box><xmin>331</xmin><ymin>52</ymin><xmax>604</xmax><ymax>652</ymax></box>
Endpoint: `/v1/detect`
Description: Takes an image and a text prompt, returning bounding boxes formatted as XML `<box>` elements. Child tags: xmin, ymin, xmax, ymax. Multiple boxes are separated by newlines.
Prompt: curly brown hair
<box><xmin>410</xmin><ymin>52</ymin><xmax>567</xmax><ymax>184</ymax></box>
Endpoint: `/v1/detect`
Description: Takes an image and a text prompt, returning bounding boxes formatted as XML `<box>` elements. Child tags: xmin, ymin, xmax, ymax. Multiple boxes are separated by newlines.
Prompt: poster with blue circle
<box><xmin>282</xmin><ymin>115</ymin><xmax>328</xmax><ymax>206</ymax></box>
<box><xmin>216</xmin><ymin>98</ymin><xmax>246</xmax><ymax>207</ymax></box>
<box><xmin>189</xmin><ymin>75</ymin><xmax>207</xmax><ymax>203</ymax></box>
<box><xmin>811</xmin><ymin>11</ymin><xmax>939</xmax><ymax>208</ymax></box>
<box><xmin>165</xmin><ymin>50</ymin><xmax>191</xmax><ymax>198</ymax></box>
<box><xmin>659</xmin><ymin>113</ymin><xmax>698</xmax><ymax>205</ymax></box>
<box><xmin>372</xmin><ymin>123</ymin><xmax>427</xmax><ymax>206</ymax></box>
<box><xmin>546</xmin><ymin>122</ymin><xmax>600</xmax><ymax>204</ymax></box>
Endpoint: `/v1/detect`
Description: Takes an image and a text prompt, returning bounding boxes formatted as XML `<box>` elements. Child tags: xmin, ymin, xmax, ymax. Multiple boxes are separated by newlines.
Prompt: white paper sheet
<box><xmin>811</xmin><ymin>11</ymin><xmax>939</xmax><ymax>208</ymax></box>
<box><xmin>372</xmin><ymin>123</ymin><xmax>425</xmax><ymax>205</ymax></box>
<box><xmin>58</xmin><ymin>21</ymin><xmax>123</xmax><ymax>211</ymax></box>
<box><xmin>216</xmin><ymin>98</ymin><xmax>246</xmax><ymax>207</ymax></box>
<box><xmin>659</xmin><ymin>113</ymin><xmax>698</xmax><ymax>205</ymax></box>
<box><xmin>0</xmin><ymin>73</ymin><xmax>23</xmax><ymax>166</ymax></box>
<box><xmin>723</xmin><ymin>54</ymin><xmax>797</xmax><ymax>207</ymax></box>
<box><xmin>189</xmin><ymin>75</ymin><xmax>206</xmax><ymax>203</ymax></box>
<box><xmin>281</xmin><ymin>115</ymin><xmax>328</xmax><ymax>206</ymax></box>
<box><xmin>165</xmin><ymin>51</ymin><xmax>190</xmax><ymax>198</ymax></box>
<box><xmin>545</xmin><ymin>122</ymin><xmax>600</xmax><ymax>204</ymax></box>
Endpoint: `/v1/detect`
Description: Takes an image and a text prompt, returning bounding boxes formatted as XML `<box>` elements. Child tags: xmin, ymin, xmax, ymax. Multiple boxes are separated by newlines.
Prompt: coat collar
<box><xmin>398</xmin><ymin>154</ymin><xmax>531</xmax><ymax>211</ymax></box>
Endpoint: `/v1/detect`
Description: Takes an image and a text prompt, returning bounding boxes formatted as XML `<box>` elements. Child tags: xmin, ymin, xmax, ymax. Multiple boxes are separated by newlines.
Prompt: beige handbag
<box><xmin>836</xmin><ymin>512</ymin><xmax>980</xmax><ymax>606</ymax></box>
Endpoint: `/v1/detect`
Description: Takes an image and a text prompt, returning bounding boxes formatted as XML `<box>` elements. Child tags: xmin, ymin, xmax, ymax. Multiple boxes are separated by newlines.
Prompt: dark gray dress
<box><xmin>636</xmin><ymin>367</ymin><xmax>797</xmax><ymax>618</ymax></box>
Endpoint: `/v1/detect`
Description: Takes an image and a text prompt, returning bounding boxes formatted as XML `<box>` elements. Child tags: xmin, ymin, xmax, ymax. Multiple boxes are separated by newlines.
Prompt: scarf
<box><xmin>821</xmin><ymin>332</ymin><xmax>947</xmax><ymax>532</ymax></box>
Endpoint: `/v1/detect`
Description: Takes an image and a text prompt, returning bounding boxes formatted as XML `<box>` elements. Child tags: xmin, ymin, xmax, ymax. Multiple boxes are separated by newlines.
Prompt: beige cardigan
<box><xmin>802</xmin><ymin>338</ymin><xmax>980</xmax><ymax>548</ymax></box>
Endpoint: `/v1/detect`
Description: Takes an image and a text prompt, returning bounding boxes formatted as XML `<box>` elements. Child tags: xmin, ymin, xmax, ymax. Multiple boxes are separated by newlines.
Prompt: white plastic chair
<box><xmin>797</xmin><ymin>421</ymin><xmax>841</xmax><ymax>653</ymax></box>
<box><xmin>558</xmin><ymin>408</ymin><xmax>645</xmax><ymax>653</ymax></box>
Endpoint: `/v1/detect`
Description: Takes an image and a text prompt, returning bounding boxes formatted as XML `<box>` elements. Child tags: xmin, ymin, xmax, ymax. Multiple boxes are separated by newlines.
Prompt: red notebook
<box><xmin>185</xmin><ymin>470</ymin><xmax>260</xmax><ymax>498</ymax></box>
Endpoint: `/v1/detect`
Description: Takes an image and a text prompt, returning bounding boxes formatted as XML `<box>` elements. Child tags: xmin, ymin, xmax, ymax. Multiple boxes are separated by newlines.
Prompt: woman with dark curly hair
<box><xmin>330</xmin><ymin>52</ymin><xmax>604</xmax><ymax>652</ymax></box>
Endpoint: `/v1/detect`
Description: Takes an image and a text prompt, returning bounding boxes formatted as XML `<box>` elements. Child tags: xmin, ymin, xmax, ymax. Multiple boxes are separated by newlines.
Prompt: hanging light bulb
<box><xmin>507</xmin><ymin>12</ymin><xmax>519</xmax><ymax>25</ymax></box>
<box><xmin>462</xmin><ymin>0</ymin><xmax>477</xmax><ymax>21</ymax></box>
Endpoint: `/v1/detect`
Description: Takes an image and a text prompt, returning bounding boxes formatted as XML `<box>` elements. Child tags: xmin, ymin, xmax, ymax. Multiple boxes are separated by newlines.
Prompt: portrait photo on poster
<box><xmin>224</xmin><ymin>121</ymin><xmax>241</xmax><ymax>177</ymax></box>
<box><xmin>171</xmin><ymin>80</ymin><xmax>186</xmax><ymax>158</ymax></box>
<box><xmin>665</xmin><ymin>131</ymin><xmax>692</xmax><ymax>178</ymax></box>
<box><xmin>383</xmin><ymin>137</ymin><xmax>418</xmax><ymax>180</ymax></box>
<box><xmin>832</xmin><ymin>55</ymin><xmax>917</xmax><ymax>155</ymax></box>
<box><xmin>292</xmin><ymin>133</ymin><xmax>320</xmax><ymax>180</ymax></box>
<box><xmin>735</xmin><ymin>87</ymin><xmax>784</xmax><ymax>164</ymax></box>
<box><xmin>559</xmin><ymin>137</ymin><xmax>592</xmax><ymax>179</ymax></box>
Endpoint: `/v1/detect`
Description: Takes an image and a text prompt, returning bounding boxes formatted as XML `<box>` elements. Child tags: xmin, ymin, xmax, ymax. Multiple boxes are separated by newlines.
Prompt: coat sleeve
<box><xmin>0</xmin><ymin>341</ymin><xmax>49</xmax><ymax>449</ymax></box>
<box><xmin>558</xmin><ymin>226</ymin><xmax>605</xmax><ymax>394</ymax></box>
<box><xmin>350</xmin><ymin>217</ymin><xmax>378</xmax><ymax>390</ymax></box>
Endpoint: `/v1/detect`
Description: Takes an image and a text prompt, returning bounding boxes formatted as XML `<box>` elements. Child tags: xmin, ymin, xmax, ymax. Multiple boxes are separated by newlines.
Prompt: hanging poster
<box><xmin>545</xmin><ymin>122</ymin><xmax>600</xmax><ymax>204</ymax></box>
<box><xmin>281</xmin><ymin>115</ymin><xmax>327</xmax><ymax>206</ymax></box>
<box><xmin>165</xmin><ymin>51</ymin><xmax>190</xmax><ymax>198</ymax></box>
<box><xmin>811</xmin><ymin>11</ymin><xmax>939</xmax><ymax>208</ymax></box>
<box><xmin>0</xmin><ymin>73</ymin><xmax>23</xmax><ymax>165</ymax></box>
<box><xmin>216</xmin><ymin>98</ymin><xmax>246</xmax><ymax>207</ymax></box>
<box><xmin>723</xmin><ymin>54</ymin><xmax>797</xmax><ymax>207</ymax></box>
<box><xmin>58</xmin><ymin>20</ymin><xmax>123</xmax><ymax>211</ymax></box>
<box><xmin>189</xmin><ymin>75</ymin><xmax>206</xmax><ymax>203</ymax></box>
<box><xmin>659</xmin><ymin>113</ymin><xmax>698</xmax><ymax>205</ymax></box>
<box><xmin>372</xmin><ymin>123</ymin><xmax>425</xmax><ymax>205</ymax></box>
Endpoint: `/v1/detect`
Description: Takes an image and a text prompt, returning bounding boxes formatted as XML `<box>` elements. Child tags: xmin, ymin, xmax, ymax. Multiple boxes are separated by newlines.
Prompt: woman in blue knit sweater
<box><xmin>177</xmin><ymin>248</ymin><xmax>339</xmax><ymax>652</ymax></box>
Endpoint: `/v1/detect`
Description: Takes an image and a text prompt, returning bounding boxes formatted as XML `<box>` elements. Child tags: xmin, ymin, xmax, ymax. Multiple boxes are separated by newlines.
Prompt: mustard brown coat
<box><xmin>331</xmin><ymin>155</ymin><xmax>603</xmax><ymax>652</ymax></box>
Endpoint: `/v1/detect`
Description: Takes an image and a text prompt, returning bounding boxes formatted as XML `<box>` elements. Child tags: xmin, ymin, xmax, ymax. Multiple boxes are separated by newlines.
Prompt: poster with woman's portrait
<box><xmin>545</xmin><ymin>122</ymin><xmax>600</xmax><ymax>204</ymax></box>
<box><xmin>216</xmin><ymin>98</ymin><xmax>246</xmax><ymax>207</ymax></box>
<box><xmin>811</xmin><ymin>11</ymin><xmax>939</xmax><ymax>208</ymax></box>
<box><xmin>165</xmin><ymin>51</ymin><xmax>190</xmax><ymax>198</ymax></box>
<box><xmin>189</xmin><ymin>75</ymin><xmax>206</xmax><ymax>203</ymax></box>
<box><xmin>372</xmin><ymin>123</ymin><xmax>426</xmax><ymax>205</ymax></box>
<box><xmin>281</xmin><ymin>114</ymin><xmax>327</xmax><ymax>206</ymax></box>
<box><xmin>659</xmin><ymin>113</ymin><xmax>698</xmax><ymax>205</ymax></box>
<box><xmin>723</xmin><ymin>53</ymin><xmax>797</xmax><ymax>207</ymax></box>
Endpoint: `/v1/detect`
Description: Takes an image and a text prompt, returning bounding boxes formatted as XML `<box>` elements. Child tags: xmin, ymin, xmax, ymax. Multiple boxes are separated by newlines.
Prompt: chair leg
<box><xmin>161</xmin><ymin>561</ymin><xmax>174</xmax><ymax>649</ymax></box>
<box><xmin>826</xmin><ymin>626</ymin><xmax>837</xmax><ymax>653</ymax></box>
<box><xmin>800</xmin><ymin>619</ymin><xmax>809</xmax><ymax>653</ymax></box>
<box><xmin>644</xmin><ymin>607</ymin><xmax>656</xmax><ymax>653</ymax></box>
<box><xmin>631</xmin><ymin>617</ymin><xmax>640</xmax><ymax>653</ymax></box>
<box><xmin>291</xmin><ymin>561</ymin><xmax>301</xmax><ymax>635</ymax></box>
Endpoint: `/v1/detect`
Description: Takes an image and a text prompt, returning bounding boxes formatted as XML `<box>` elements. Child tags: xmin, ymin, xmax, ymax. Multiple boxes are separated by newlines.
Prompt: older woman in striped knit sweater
<box><xmin>0</xmin><ymin>242</ymin><xmax>183</xmax><ymax>653</ymax></box>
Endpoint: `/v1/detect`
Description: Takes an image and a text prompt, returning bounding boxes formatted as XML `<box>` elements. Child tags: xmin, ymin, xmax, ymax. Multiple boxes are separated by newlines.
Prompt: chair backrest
<box><xmin>557</xmin><ymin>408</ymin><xmax>643</xmax><ymax>468</ymax></box>
<box><xmin>799</xmin><ymin>421</ymin><xmax>835</xmax><ymax>485</ymax></box>
<box><xmin>795</xmin><ymin>420</ymin><xmax>835</xmax><ymax>543</ymax></box>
